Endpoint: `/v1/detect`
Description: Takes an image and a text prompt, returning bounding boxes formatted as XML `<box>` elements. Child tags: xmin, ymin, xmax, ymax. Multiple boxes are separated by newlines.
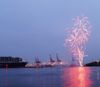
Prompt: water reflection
<box><xmin>63</xmin><ymin>67</ymin><xmax>93</xmax><ymax>87</ymax></box>
<box><xmin>2</xmin><ymin>67</ymin><xmax>100</xmax><ymax>87</ymax></box>
<box><xmin>96</xmin><ymin>68</ymin><xmax>100</xmax><ymax>80</ymax></box>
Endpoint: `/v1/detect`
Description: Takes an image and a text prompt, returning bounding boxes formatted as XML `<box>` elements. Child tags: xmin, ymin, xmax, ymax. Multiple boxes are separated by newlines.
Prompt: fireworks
<box><xmin>65</xmin><ymin>16</ymin><xmax>91</xmax><ymax>66</ymax></box>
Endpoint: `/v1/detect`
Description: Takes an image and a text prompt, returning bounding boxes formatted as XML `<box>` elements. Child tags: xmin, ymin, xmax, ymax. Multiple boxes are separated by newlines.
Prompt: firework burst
<box><xmin>65</xmin><ymin>16</ymin><xmax>91</xmax><ymax>66</ymax></box>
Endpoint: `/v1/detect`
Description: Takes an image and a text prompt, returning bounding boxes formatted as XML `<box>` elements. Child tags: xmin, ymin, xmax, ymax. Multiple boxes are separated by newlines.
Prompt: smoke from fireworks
<box><xmin>65</xmin><ymin>16</ymin><xmax>91</xmax><ymax>66</ymax></box>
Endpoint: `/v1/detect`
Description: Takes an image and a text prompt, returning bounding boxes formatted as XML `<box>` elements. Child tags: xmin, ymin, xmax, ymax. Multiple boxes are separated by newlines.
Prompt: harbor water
<box><xmin>0</xmin><ymin>67</ymin><xmax>100</xmax><ymax>87</ymax></box>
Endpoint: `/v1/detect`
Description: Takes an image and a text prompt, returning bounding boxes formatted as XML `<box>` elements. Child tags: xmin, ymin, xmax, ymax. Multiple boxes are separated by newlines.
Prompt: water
<box><xmin>0</xmin><ymin>67</ymin><xmax>100</xmax><ymax>87</ymax></box>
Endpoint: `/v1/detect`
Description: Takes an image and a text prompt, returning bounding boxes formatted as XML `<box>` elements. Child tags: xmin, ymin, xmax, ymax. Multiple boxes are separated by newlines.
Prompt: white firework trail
<box><xmin>65</xmin><ymin>16</ymin><xmax>91</xmax><ymax>66</ymax></box>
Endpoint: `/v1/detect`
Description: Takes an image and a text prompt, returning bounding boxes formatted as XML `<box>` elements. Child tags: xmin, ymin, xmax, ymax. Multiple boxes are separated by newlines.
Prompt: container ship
<box><xmin>0</xmin><ymin>56</ymin><xmax>27</xmax><ymax>68</ymax></box>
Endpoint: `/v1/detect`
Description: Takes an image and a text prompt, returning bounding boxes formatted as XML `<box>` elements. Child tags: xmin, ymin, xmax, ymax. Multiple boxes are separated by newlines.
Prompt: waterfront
<box><xmin>0</xmin><ymin>67</ymin><xmax>100</xmax><ymax>87</ymax></box>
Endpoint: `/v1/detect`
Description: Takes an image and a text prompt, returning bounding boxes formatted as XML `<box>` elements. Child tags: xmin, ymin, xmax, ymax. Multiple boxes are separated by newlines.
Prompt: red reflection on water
<box><xmin>63</xmin><ymin>67</ymin><xmax>93</xmax><ymax>87</ymax></box>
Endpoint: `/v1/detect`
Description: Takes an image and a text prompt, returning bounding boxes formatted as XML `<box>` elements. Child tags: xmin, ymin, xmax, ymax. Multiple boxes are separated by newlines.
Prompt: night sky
<box><xmin>0</xmin><ymin>0</ymin><xmax>100</xmax><ymax>64</ymax></box>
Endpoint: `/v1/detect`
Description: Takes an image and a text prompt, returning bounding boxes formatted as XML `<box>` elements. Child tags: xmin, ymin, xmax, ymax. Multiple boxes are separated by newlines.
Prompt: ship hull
<box><xmin>0</xmin><ymin>62</ymin><xmax>27</xmax><ymax>68</ymax></box>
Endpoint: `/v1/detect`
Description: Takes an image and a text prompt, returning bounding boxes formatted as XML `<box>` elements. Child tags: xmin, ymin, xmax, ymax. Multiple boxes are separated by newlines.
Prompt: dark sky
<box><xmin>0</xmin><ymin>0</ymin><xmax>100</xmax><ymax>63</ymax></box>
